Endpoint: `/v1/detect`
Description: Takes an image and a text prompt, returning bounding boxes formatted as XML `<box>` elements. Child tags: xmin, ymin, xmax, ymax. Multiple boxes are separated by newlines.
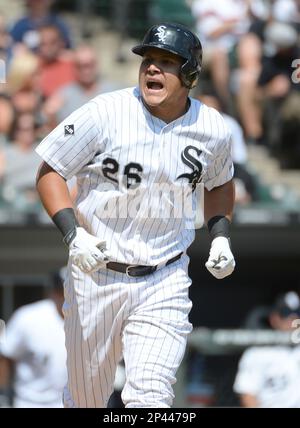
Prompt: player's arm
<box><xmin>204</xmin><ymin>179</ymin><xmax>234</xmax><ymax>224</ymax></box>
<box><xmin>36</xmin><ymin>161</ymin><xmax>110</xmax><ymax>273</ymax></box>
<box><xmin>36</xmin><ymin>161</ymin><xmax>73</xmax><ymax>217</ymax></box>
<box><xmin>204</xmin><ymin>179</ymin><xmax>235</xmax><ymax>279</ymax></box>
<box><xmin>239</xmin><ymin>393</ymin><xmax>259</xmax><ymax>408</ymax></box>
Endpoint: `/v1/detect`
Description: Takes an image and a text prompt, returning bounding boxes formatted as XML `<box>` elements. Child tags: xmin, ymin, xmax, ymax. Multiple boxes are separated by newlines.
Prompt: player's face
<box><xmin>139</xmin><ymin>48</ymin><xmax>189</xmax><ymax>122</ymax></box>
<box><xmin>39</xmin><ymin>28</ymin><xmax>63</xmax><ymax>62</ymax></box>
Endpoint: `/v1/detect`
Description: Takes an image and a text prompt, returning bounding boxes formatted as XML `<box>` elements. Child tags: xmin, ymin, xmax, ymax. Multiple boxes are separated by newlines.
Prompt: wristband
<box><xmin>52</xmin><ymin>208</ymin><xmax>79</xmax><ymax>246</ymax></box>
<box><xmin>207</xmin><ymin>215</ymin><xmax>230</xmax><ymax>240</ymax></box>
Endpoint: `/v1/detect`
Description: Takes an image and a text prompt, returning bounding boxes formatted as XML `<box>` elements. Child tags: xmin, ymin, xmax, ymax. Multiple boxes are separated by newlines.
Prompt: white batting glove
<box><xmin>205</xmin><ymin>237</ymin><xmax>235</xmax><ymax>279</ymax></box>
<box><xmin>69</xmin><ymin>227</ymin><xmax>111</xmax><ymax>274</ymax></box>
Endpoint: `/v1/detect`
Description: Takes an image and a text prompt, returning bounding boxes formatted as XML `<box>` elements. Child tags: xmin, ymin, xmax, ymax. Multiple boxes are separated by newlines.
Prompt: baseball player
<box><xmin>0</xmin><ymin>269</ymin><xmax>67</xmax><ymax>408</ymax></box>
<box><xmin>35</xmin><ymin>22</ymin><xmax>235</xmax><ymax>408</ymax></box>
<box><xmin>234</xmin><ymin>292</ymin><xmax>300</xmax><ymax>408</ymax></box>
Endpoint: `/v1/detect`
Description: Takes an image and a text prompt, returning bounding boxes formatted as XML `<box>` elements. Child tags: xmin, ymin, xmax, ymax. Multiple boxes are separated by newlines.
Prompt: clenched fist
<box><xmin>205</xmin><ymin>236</ymin><xmax>235</xmax><ymax>279</ymax></box>
<box><xmin>69</xmin><ymin>227</ymin><xmax>111</xmax><ymax>274</ymax></box>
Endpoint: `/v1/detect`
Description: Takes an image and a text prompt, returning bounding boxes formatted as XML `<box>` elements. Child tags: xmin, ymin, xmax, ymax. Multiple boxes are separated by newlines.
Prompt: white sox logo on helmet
<box><xmin>155</xmin><ymin>25</ymin><xmax>167</xmax><ymax>43</ymax></box>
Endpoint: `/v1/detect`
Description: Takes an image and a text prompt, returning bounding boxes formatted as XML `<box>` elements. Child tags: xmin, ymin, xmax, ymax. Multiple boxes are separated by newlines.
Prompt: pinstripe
<box><xmin>105</xmin><ymin>286</ymin><xmax>115</xmax><ymax>400</ymax></box>
<box><xmin>149</xmin><ymin>267</ymin><xmax>166</xmax><ymax>401</ymax></box>
<box><xmin>101</xmin><ymin>277</ymin><xmax>110</xmax><ymax>403</ymax></box>
<box><xmin>73</xmin><ymin>103</ymin><xmax>103</xmax><ymax>207</ymax></box>
<box><xmin>80</xmin><ymin>269</ymin><xmax>89</xmax><ymax>407</ymax></box>
<box><xmin>72</xmin><ymin>287</ymin><xmax>80</xmax><ymax>406</ymax></box>
<box><xmin>37</xmin><ymin>108</ymin><xmax>91</xmax><ymax>153</ymax></box>
<box><xmin>63</xmin><ymin>133</ymin><xmax>97</xmax><ymax>168</ymax></box>
<box><xmin>121</xmin><ymin>258</ymin><xmax>191</xmax><ymax>407</ymax></box>
<box><xmin>134</xmin><ymin>112</ymin><xmax>158</xmax><ymax>263</ymax></box>
<box><xmin>95</xmin><ymin>276</ymin><xmax>104</xmax><ymax>406</ymax></box>
<box><xmin>81</xmin><ymin>155</ymin><xmax>96</xmax><ymax>407</ymax></box>
<box><xmin>36</xmin><ymin>87</ymin><xmax>232</xmax><ymax>408</ymax></box>
<box><xmin>37</xmin><ymin>88</ymin><xmax>232</xmax><ymax>265</ymax></box>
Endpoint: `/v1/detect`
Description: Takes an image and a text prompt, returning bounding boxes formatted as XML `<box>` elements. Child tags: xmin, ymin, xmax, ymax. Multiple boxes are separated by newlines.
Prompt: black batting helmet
<box><xmin>132</xmin><ymin>22</ymin><xmax>202</xmax><ymax>89</ymax></box>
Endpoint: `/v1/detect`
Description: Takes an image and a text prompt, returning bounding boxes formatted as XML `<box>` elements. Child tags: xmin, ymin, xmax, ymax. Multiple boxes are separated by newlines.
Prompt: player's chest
<box><xmin>91</xmin><ymin>126</ymin><xmax>212</xmax><ymax>188</ymax></box>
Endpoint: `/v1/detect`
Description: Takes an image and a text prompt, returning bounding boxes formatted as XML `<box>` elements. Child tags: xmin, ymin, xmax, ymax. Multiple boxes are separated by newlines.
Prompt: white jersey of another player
<box><xmin>0</xmin><ymin>300</ymin><xmax>67</xmax><ymax>408</ymax></box>
<box><xmin>36</xmin><ymin>87</ymin><xmax>233</xmax><ymax>266</ymax></box>
<box><xmin>234</xmin><ymin>346</ymin><xmax>300</xmax><ymax>408</ymax></box>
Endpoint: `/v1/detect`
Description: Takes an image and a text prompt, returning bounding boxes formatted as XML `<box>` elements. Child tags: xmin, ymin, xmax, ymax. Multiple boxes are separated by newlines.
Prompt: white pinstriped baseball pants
<box><xmin>62</xmin><ymin>255</ymin><xmax>192</xmax><ymax>408</ymax></box>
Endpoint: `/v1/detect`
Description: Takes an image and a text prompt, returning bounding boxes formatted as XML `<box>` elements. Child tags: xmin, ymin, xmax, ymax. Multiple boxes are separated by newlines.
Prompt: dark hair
<box><xmin>273</xmin><ymin>291</ymin><xmax>300</xmax><ymax>318</ymax></box>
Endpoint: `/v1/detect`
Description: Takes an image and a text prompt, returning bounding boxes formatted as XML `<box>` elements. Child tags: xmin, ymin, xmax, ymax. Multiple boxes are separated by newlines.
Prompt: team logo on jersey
<box><xmin>64</xmin><ymin>124</ymin><xmax>74</xmax><ymax>136</ymax></box>
<box><xmin>177</xmin><ymin>146</ymin><xmax>203</xmax><ymax>191</ymax></box>
<box><xmin>155</xmin><ymin>25</ymin><xmax>167</xmax><ymax>43</ymax></box>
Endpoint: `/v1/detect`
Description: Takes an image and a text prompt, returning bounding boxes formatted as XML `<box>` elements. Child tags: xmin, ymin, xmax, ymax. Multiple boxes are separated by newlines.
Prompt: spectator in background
<box><xmin>0</xmin><ymin>95</ymin><xmax>14</xmax><ymax>141</ymax></box>
<box><xmin>0</xmin><ymin>95</ymin><xmax>14</xmax><ymax>197</ymax></box>
<box><xmin>43</xmin><ymin>45</ymin><xmax>120</xmax><ymax>127</ymax></box>
<box><xmin>258</xmin><ymin>22</ymin><xmax>299</xmax><ymax>98</ymax></box>
<box><xmin>0</xmin><ymin>15</ymin><xmax>13</xmax><ymax>94</ymax></box>
<box><xmin>238</xmin><ymin>2</ymin><xmax>300</xmax><ymax>145</ymax></box>
<box><xmin>7</xmin><ymin>50</ymin><xmax>41</xmax><ymax>115</ymax></box>
<box><xmin>257</xmin><ymin>21</ymin><xmax>300</xmax><ymax>163</ymax></box>
<box><xmin>0</xmin><ymin>14</ymin><xmax>12</xmax><ymax>61</ymax></box>
<box><xmin>0</xmin><ymin>113</ymin><xmax>42</xmax><ymax>212</ymax></box>
<box><xmin>272</xmin><ymin>0</ymin><xmax>300</xmax><ymax>27</ymax></box>
<box><xmin>10</xmin><ymin>0</ymin><xmax>72</xmax><ymax>51</ymax></box>
<box><xmin>191</xmin><ymin>0</ymin><xmax>253</xmax><ymax>109</ymax></box>
<box><xmin>37</xmin><ymin>25</ymin><xmax>75</xmax><ymax>99</ymax></box>
<box><xmin>0</xmin><ymin>14</ymin><xmax>10</xmax><ymax>52</ymax></box>
<box><xmin>235</xmin><ymin>6</ymin><xmax>267</xmax><ymax>145</ymax></box>
<box><xmin>0</xmin><ymin>268</ymin><xmax>67</xmax><ymax>408</ymax></box>
<box><xmin>234</xmin><ymin>291</ymin><xmax>300</xmax><ymax>408</ymax></box>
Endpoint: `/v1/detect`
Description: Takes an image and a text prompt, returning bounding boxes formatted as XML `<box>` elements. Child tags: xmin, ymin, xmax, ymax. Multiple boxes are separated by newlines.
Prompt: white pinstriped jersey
<box><xmin>36</xmin><ymin>87</ymin><xmax>233</xmax><ymax>265</ymax></box>
<box><xmin>234</xmin><ymin>346</ymin><xmax>300</xmax><ymax>408</ymax></box>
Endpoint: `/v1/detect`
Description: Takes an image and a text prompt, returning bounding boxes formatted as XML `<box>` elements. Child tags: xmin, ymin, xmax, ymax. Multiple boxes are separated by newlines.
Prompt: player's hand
<box><xmin>68</xmin><ymin>227</ymin><xmax>111</xmax><ymax>274</ymax></box>
<box><xmin>205</xmin><ymin>236</ymin><xmax>235</xmax><ymax>279</ymax></box>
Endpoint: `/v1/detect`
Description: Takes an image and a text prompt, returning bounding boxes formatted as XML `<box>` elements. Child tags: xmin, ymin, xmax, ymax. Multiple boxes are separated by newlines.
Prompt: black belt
<box><xmin>106</xmin><ymin>252</ymin><xmax>183</xmax><ymax>277</ymax></box>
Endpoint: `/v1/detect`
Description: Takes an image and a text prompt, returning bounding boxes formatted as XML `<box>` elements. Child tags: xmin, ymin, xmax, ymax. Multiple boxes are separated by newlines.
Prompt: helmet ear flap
<box><xmin>181</xmin><ymin>59</ymin><xmax>201</xmax><ymax>89</ymax></box>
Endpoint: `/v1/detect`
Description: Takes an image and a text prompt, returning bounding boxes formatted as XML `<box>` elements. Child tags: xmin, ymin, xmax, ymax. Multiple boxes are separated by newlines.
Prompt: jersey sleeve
<box><xmin>35</xmin><ymin>102</ymin><xmax>101</xmax><ymax>180</ymax></box>
<box><xmin>0</xmin><ymin>309</ymin><xmax>27</xmax><ymax>360</ymax></box>
<box><xmin>202</xmin><ymin>119</ymin><xmax>234</xmax><ymax>191</ymax></box>
<box><xmin>233</xmin><ymin>348</ymin><xmax>264</xmax><ymax>396</ymax></box>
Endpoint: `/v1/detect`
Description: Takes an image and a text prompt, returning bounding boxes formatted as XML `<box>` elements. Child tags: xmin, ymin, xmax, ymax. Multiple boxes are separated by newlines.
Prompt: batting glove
<box><xmin>205</xmin><ymin>236</ymin><xmax>235</xmax><ymax>279</ymax></box>
<box><xmin>69</xmin><ymin>227</ymin><xmax>111</xmax><ymax>274</ymax></box>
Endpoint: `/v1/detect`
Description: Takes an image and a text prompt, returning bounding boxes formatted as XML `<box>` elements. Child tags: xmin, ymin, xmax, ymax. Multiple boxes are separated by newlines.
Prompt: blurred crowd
<box><xmin>0</xmin><ymin>0</ymin><xmax>121</xmax><ymax>218</ymax></box>
<box><xmin>0</xmin><ymin>0</ymin><xmax>299</xmax><ymax>216</ymax></box>
<box><xmin>191</xmin><ymin>0</ymin><xmax>300</xmax><ymax>160</ymax></box>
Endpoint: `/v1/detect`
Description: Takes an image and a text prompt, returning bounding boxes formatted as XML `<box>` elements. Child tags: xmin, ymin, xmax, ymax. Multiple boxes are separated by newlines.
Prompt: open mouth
<box><xmin>146</xmin><ymin>81</ymin><xmax>164</xmax><ymax>90</ymax></box>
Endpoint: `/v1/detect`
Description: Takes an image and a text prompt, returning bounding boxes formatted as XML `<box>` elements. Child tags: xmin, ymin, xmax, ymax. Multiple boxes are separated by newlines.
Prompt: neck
<box><xmin>143</xmin><ymin>98</ymin><xmax>190</xmax><ymax>124</ymax></box>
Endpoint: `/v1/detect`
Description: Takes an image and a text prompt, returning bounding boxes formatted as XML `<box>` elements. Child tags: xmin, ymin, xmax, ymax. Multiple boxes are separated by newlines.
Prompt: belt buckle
<box><xmin>125</xmin><ymin>265</ymin><xmax>137</xmax><ymax>278</ymax></box>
